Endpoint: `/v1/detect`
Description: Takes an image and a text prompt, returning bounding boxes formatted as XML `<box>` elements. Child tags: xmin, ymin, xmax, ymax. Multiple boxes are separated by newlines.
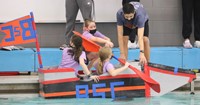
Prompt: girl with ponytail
<box><xmin>59</xmin><ymin>35</ymin><xmax>99</xmax><ymax>82</ymax></box>
<box><xmin>94</xmin><ymin>47</ymin><xmax>130</xmax><ymax>76</ymax></box>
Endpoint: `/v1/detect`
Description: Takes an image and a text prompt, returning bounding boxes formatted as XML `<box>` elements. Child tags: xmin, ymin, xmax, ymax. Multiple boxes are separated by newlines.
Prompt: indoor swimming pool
<box><xmin>0</xmin><ymin>92</ymin><xmax>200</xmax><ymax>105</ymax></box>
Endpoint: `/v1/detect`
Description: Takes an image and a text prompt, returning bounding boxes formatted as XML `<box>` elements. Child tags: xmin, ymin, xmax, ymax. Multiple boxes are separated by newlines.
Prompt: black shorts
<box><xmin>123</xmin><ymin>20</ymin><xmax>149</xmax><ymax>43</ymax></box>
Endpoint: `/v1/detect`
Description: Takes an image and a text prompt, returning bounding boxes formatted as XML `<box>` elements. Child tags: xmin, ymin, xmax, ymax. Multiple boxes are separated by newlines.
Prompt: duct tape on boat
<box><xmin>174</xmin><ymin>68</ymin><xmax>178</xmax><ymax>74</ymax></box>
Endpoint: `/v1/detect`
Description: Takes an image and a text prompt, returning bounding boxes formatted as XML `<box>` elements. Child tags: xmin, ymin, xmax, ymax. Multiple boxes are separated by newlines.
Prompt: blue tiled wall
<box><xmin>0</xmin><ymin>47</ymin><xmax>200</xmax><ymax>72</ymax></box>
<box><xmin>34</xmin><ymin>48</ymin><xmax>62</xmax><ymax>71</ymax></box>
<box><xmin>182</xmin><ymin>48</ymin><xmax>200</xmax><ymax>69</ymax></box>
<box><xmin>150</xmin><ymin>47</ymin><xmax>183</xmax><ymax>68</ymax></box>
<box><xmin>0</xmin><ymin>49</ymin><xmax>35</xmax><ymax>72</ymax></box>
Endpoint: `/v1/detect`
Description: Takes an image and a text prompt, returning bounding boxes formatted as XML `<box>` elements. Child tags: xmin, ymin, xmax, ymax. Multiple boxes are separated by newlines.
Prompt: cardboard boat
<box><xmin>39</xmin><ymin>31</ymin><xmax>196</xmax><ymax>98</ymax></box>
<box><xmin>39</xmin><ymin>61</ymin><xmax>196</xmax><ymax>98</ymax></box>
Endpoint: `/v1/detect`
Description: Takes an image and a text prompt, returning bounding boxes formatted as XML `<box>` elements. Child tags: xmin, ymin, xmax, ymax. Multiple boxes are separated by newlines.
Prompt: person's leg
<box><xmin>194</xmin><ymin>0</ymin><xmax>200</xmax><ymax>48</ymax></box>
<box><xmin>182</xmin><ymin>0</ymin><xmax>193</xmax><ymax>48</ymax></box>
<box><xmin>86</xmin><ymin>52</ymin><xmax>98</xmax><ymax>70</ymax></box>
<box><xmin>87</xmin><ymin>52</ymin><xmax>98</xmax><ymax>61</ymax></box>
<box><xmin>77</xmin><ymin>0</ymin><xmax>93</xmax><ymax>21</ymax></box>
<box><xmin>123</xmin><ymin>36</ymin><xmax>129</xmax><ymax>59</ymax></box>
<box><xmin>123</xmin><ymin>26</ymin><xmax>132</xmax><ymax>60</ymax></box>
<box><xmin>65</xmin><ymin>0</ymin><xmax>79</xmax><ymax>45</ymax></box>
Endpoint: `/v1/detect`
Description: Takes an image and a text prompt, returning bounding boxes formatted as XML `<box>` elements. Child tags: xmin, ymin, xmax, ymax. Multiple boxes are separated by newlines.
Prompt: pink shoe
<box><xmin>183</xmin><ymin>39</ymin><xmax>193</xmax><ymax>48</ymax></box>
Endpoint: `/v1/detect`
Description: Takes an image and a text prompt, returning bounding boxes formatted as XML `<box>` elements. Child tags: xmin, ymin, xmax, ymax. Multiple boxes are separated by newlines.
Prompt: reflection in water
<box><xmin>0</xmin><ymin>92</ymin><xmax>200</xmax><ymax>105</ymax></box>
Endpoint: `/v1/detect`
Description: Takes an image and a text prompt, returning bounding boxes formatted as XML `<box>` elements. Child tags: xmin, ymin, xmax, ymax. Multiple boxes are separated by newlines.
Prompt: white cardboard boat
<box><xmin>39</xmin><ymin>61</ymin><xmax>196</xmax><ymax>98</ymax></box>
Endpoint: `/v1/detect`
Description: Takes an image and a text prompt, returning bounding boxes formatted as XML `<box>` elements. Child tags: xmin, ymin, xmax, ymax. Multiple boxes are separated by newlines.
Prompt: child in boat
<box><xmin>93</xmin><ymin>47</ymin><xmax>130</xmax><ymax>76</ymax></box>
<box><xmin>82</xmin><ymin>19</ymin><xmax>114</xmax><ymax>69</ymax></box>
<box><xmin>58</xmin><ymin>35</ymin><xmax>99</xmax><ymax>82</ymax></box>
<box><xmin>83</xmin><ymin>19</ymin><xmax>114</xmax><ymax>48</ymax></box>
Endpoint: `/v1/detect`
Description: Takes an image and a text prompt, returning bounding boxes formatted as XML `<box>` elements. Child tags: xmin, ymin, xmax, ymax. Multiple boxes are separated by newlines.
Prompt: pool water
<box><xmin>0</xmin><ymin>92</ymin><xmax>200</xmax><ymax>105</ymax></box>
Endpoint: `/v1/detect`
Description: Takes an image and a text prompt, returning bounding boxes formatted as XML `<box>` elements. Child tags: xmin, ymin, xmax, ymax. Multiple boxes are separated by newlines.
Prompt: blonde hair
<box><xmin>96</xmin><ymin>47</ymin><xmax>112</xmax><ymax>75</ymax></box>
<box><xmin>84</xmin><ymin>19</ymin><xmax>95</xmax><ymax>27</ymax></box>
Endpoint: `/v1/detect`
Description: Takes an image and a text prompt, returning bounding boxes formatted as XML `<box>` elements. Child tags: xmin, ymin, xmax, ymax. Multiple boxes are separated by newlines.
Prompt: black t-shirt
<box><xmin>122</xmin><ymin>0</ymin><xmax>140</xmax><ymax>6</ymax></box>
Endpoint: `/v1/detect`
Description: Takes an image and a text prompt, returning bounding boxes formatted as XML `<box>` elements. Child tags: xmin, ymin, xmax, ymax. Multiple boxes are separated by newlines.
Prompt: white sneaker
<box><xmin>183</xmin><ymin>39</ymin><xmax>193</xmax><ymax>48</ymax></box>
<box><xmin>128</xmin><ymin>40</ymin><xmax>139</xmax><ymax>49</ymax></box>
<box><xmin>194</xmin><ymin>41</ymin><xmax>200</xmax><ymax>48</ymax></box>
<box><xmin>1</xmin><ymin>46</ymin><xmax>24</xmax><ymax>51</ymax></box>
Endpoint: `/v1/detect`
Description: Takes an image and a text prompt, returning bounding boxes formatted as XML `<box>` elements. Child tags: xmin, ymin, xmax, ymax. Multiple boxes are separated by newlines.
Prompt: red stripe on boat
<box><xmin>41</xmin><ymin>74</ymin><xmax>140</xmax><ymax>85</ymax></box>
<box><xmin>40</xmin><ymin>85</ymin><xmax>145</xmax><ymax>98</ymax></box>
<box><xmin>38</xmin><ymin>68</ymin><xmax>75</xmax><ymax>73</ymax></box>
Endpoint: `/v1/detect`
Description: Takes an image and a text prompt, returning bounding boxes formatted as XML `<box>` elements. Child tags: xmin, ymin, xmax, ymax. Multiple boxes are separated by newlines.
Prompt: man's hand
<box><xmin>119</xmin><ymin>53</ymin><xmax>126</xmax><ymax>65</ymax></box>
<box><xmin>119</xmin><ymin>53</ymin><xmax>126</xmax><ymax>61</ymax></box>
<box><xmin>139</xmin><ymin>54</ymin><xmax>147</xmax><ymax>65</ymax></box>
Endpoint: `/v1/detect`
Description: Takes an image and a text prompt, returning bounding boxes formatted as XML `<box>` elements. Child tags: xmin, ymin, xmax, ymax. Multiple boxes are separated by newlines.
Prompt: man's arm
<box><xmin>117</xmin><ymin>25</ymin><xmax>126</xmax><ymax>59</ymax></box>
<box><xmin>137</xmin><ymin>27</ymin><xmax>147</xmax><ymax>64</ymax></box>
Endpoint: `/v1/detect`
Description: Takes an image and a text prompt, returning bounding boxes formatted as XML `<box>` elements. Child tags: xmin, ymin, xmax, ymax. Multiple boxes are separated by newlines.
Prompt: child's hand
<box><xmin>90</xmin><ymin>75</ymin><xmax>99</xmax><ymax>83</ymax></box>
<box><xmin>105</xmin><ymin>41</ymin><xmax>114</xmax><ymax>47</ymax></box>
<box><xmin>124</xmin><ymin>62</ymin><xmax>130</xmax><ymax>68</ymax></box>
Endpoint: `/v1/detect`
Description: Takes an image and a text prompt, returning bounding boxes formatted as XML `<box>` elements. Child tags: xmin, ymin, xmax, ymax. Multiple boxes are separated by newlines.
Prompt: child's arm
<box><xmin>94</xmin><ymin>31</ymin><xmax>112</xmax><ymax>42</ymax></box>
<box><xmin>103</xmin><ymin>36</ymin><xmax>111</xmax><ymax>41</ymax></box>
<box><xmin>90</xmin><ymin>37</ymin><xmax>113</xmax><ymax>47</ymax></box>
<box><xmin>108</xmin><ymin>62</ymin><xmax>130</xmax><ymax>76</ymax></box>
<box><xmin>95</xmin><ymin>31</ymin><xmax>111</xmax><ymax>41</ymax></box>
<box><xmin>79</xmin><ymin>57</ymin><xmax>99</xmax><ymax>82</ymax></box>
<box><xmin>90</xmin><ymin>36</ymin><xmax>108</xmax><ymax>44</ymax></box>
<box><xmin>79</xmin><ymin>57</ymin><xmax>91</xmax><ymax>75</ymax></box>
<box><xmin>87</xmin><ymin>58</ymin><xmax>96</xmax><ymax>70</ymax></box>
